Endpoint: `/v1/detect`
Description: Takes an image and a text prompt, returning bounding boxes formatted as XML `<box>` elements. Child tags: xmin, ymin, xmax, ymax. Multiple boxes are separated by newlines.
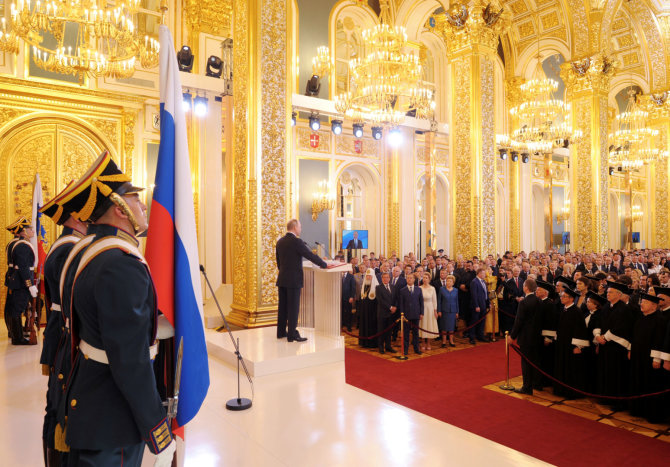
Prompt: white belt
<box><xmin>13</xmin><ymin>266</ymin><xmax>34</xmax><ymax>270</ymax></box>
<box><xmin>51</xmin><ymin>304</ymin><xmax>61</xmax><ymax>312</ymax></box>
<box><xmin>80</xmin><ymin>340</ymin><xmax>158</xmax><ymax>364</ymax></box>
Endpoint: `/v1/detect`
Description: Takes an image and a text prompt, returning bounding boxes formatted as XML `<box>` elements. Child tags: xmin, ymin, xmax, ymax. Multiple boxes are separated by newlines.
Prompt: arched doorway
<box><xmin>334</xmin><ymin>163</ymin><xmax>381</xmax><ymax>256</ymax></box>
<box><xmin>531</xmin><ymin>184</ymin><xmax>545</xmax><ymax>251</ymax></box>
<box><xmin>416</xmin><ymin>174</ymin><xmax>450</xmax><ymax>258</ymax></box>
<box><xmin>0</xmin><ymin>114</ymin><xmax>114</xmax><ymax>312</ymax></box>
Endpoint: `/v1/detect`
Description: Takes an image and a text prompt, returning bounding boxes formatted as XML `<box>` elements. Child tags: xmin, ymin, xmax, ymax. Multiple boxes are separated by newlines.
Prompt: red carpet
<box><xmin>345</xmin><ymin>342</ymin><xmax>670</xmax><ymax>466</ymax></box>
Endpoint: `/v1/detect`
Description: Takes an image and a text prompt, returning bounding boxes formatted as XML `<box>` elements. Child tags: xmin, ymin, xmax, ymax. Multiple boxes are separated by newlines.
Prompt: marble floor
<box><xmin>0</xmin><ymin>332</ymin><xmax>548</xmax><ymax>467</ymax></box>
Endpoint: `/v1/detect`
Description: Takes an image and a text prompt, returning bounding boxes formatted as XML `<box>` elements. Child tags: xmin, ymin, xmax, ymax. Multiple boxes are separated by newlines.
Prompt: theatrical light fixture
<box><xmin>291</xmin><ymin>112</ymin><xmax>297</xmax><ymax>127</ymax></box>
<box><xmin>182</xmin><ymin>92</ymin><xmax>192</xmax><ymax>112</ymax></box>
<box><xmin>309</xmin><ymin>114</ymin><xmax>321</xmax><ymax>131</ymax></box>
<box><xmin>206</xmin><ymin>55</ymin><xmax>223</xmax><ymax>78</ymax></box>
<box><xmin>353</xmin><ymin>122</ymin><xmax>364</xmax><ymax>138</ymax></box>
<box><xmin>177</xmin><ymin>46</ymin><xmax>194</xmax><ymax>72</ymax></box>
<box><xmin>522</xmin><ymin>154</ymin><xmax>530</xmax><ymax>163</ymax></box>
<box><xmin>194</xmin><ymin>95</ymin><xmax>209</xmax><ymax>117</ymax></box>
<box><xmin>305</xmin><ymin>74</ymin><xmax>321</xmax><ymax>97</ymax></box>
<box><xmin>511</xmin><ymin>152</ymin><xmax>519</xmax><ymax>162</ymax></box>
<box><xmin>498</xmin><ymin>149</ymin><xmax>508</xmax><ymax>160</ymax></box>
<box><xmin>331</xmin><ymin>120</ymin><xmax>343</xmax><ymax>135</ymax></box>
<box><xmin>371</xmin><ymin>126</ymin><xmax>383</xmax><ymax>140</ymax></box>
<box><xmin>388</xmin><ymin>127</ymin><xmax>403</xmax><ymax>147</ymax></box>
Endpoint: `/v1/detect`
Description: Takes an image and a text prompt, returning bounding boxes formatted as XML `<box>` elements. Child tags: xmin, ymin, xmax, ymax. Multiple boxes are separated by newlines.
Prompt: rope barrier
<box><xmin>341</xmin><ymin>318</ymin><xmax>400</xmax><ymax>340</ymax></box>
<box><xmin>509</xmin><ymin>343</ymin><xmax>670</xmax><ymax>400</ymax></box>
<box><xmin>410</xmin><ymin>312</ymin><xmax>488</xmax><ymax>335</ymax></box>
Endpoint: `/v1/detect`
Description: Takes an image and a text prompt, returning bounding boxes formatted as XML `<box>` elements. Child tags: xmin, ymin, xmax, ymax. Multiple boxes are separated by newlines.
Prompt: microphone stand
<box><xmin>199</xmin><ymin>264</ymin><xmax>253</xmax><ymax>411</ymax></box>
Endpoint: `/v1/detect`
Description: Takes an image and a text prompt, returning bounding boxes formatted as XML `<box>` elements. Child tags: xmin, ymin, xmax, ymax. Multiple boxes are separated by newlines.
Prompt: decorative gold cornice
<box><xmin>560</xmin><ymin>55</ymin><xmax>616</xmax><ymax>97</ymax></box>
<box><xmin>431</xmin><ymin>1</ymin><xmax>511</xmax><ymax>57</ymax></box>
<box><xmin>183</xmin><ymin>0</ymin><xmax>233</xmax><ymax>38</ymax></box>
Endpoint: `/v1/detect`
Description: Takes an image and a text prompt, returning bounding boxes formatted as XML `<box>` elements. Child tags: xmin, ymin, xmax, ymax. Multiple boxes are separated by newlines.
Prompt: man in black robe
<box><xmin>629</xmin><ymin>293</ymin><xmax>668</xmax><ymax>423</ymax></box>
<box><xmin>537</xmin><ymin>280</ymin><xmax>559</xmax><ymax>388</ymax></box>
<box><xmin>510</xmin><ymin>278</ymin><xmax>541</xmax><ymax>395</ymax></box>
<box><xmin>553</xmin><ymin>288</ymin><xmax>590</xmax><ymax>399</ymax></box>
<box><xmin>594</xmin><ymin>281</ymin><xmax>636</xmax><ymax>407</ymax></box>
<box><xmin>584</xmin><ymin>291</ymin><xmax>607</xmax><ymax>393</ymax></box>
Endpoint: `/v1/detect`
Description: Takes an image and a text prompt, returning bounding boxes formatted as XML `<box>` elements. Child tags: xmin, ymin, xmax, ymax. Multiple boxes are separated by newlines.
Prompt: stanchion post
<box><xmin>499</xmin><ymin>331</ymin><xmax>515</xmax><ymax>390</ymax></box>
<box><xmin>396</xmin><ymin>312</ymin><xmax>408</xmax><ymax>361</ymax></box>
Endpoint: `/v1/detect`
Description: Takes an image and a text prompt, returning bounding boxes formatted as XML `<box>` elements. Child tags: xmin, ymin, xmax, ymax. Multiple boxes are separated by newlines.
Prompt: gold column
<box><xmin>386</xmin><ymin>138</ymin><xmax>400</xmax><ymax>256</ymax></box>
<box><xmin>424</xmin><ymin>131</ymin><xmax>437</xmax><ymax>254</ymax></box>
<box><xmin>506</xmin><ymin>77</ymin><xmax>523</xmax><ymax>253</ymax></box>
<box><xmin>229</xmin><ymin>0</ymin><xmax>289</xmax><ymax>327</ymax></box>
<box><xmin>433</xmin><ymin>2</ymin><xmax>508</xmax><ymax>258</ymax></box>
<box><xmin>561</xmin><ymin>56</ymin><xmax>615</xmax><ymax>252</ymax></box>
<box><xmin>645</xmin><ymin>94</ymin><xmax>670</xmax><ymax>248</ymax></box>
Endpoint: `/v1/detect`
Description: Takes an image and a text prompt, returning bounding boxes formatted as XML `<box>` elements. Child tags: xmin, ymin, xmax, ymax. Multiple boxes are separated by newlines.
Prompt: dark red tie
<box><xmin>515</xmin><ymin>278</ymin><xmax>518</xmax><ymax>288</ymax></box>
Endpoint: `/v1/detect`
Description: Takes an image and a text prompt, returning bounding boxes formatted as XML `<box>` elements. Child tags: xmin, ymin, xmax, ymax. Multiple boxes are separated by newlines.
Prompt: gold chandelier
<box><xmin>334</xmin><ymin>0</ymin><xmax>435</xmax><ymax>126</ymax></box>
<box><xmin>608</xmin><ymin>88</ymin><xmax>668</xmax><ymax>169</ymax></box>
<box><xmin>0</xmin><ymin>0</ymin><xmax>159</xmax><ymax>84</ymax></box>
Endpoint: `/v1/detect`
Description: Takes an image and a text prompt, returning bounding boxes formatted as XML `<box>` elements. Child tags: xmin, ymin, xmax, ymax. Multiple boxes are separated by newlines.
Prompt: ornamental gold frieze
<box><xmin>89</xmin><ymin>118</ymin><xmax>119</xmax><ymax>146</ymax></box>
<box><xmin>452</xmin><ymin>55</ymin><xmax>472</xmax><ymax>258</ymax></box>
<box><xmin>574</xmin><ymin>97</ymin><xmax>594</xmax><ymax>251</ymax></box>
<box><xmin>335</xmin><ymin>134</ymin><xmax>381</xmax><ymax>158</ymax></box>
<box><xmin>184</xmin><ymin>0</ymin><xmax>233</xmax><ymax>38</ymax></box>
<box><xmin>296</xmin><ymin>127</ymin><xmax>331</xmax><ymax>153</ymax></box>
<box><xmin>560</xmin><ymin>56</ymin><xmax>616</xmax><ymax>98</ymax></box>
<box><xmin>654</xmin><ymin>127</ymin><xmax>668</xmax><ymax>247</ymax></box>
<box><xmin>480</xmin><ymin>55</ymin><xmax>496</xmax><ymax>257</ymax></box>
<box><xmin>627</xmin><ymin>0</ymin><xmax>667</xmax><ymax>90</ymax></box>
<box><xmin>417</xmin><ymin>146</ymin><xmax>448</xmax><ymax>166</ymax></box>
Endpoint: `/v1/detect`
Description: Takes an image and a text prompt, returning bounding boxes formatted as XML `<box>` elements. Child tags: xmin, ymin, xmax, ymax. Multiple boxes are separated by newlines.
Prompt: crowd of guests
<box><xmin>339</xmin><ymin>248</ymin><xmax>670</xmax><ymax>424</ymax></box>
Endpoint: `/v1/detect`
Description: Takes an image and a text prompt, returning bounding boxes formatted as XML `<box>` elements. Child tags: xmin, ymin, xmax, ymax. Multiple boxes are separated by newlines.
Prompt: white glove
<box><xmin>154</xmin><ymin>440</ymin><xmax>176</xmax><ymax>467</ymax></box>
<box><xmin>29</xmin><ymin>285</ymin><xmax>38</xmax><ymax>298</ymax></box>
<box><xmin>156</xmin><ymin>314</ymin><xmax>175</xmax><ymax>339</ymax></box>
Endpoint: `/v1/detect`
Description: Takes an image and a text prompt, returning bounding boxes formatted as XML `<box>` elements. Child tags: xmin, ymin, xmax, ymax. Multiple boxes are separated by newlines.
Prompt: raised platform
<box><xmin>205</xmin><ymin>326</ymin><xmax>344</xmax><ymax>377</ymax></box>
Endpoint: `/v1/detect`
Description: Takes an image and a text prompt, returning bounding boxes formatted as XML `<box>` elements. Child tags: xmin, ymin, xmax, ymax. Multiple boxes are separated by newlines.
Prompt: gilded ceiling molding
<box><xmin>566</xmin><ymin>0</ymin><xmax>589</xmax><ymax>58</ymax></box>
<box><xmin>625</xmin><ymin>0</ymin><xmax>667</xmax><ymax>91</ymax></box>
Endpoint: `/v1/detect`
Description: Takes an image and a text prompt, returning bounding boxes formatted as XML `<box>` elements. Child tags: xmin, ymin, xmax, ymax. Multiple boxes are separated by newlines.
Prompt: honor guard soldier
<box><xmin>4</xmin><ymin>216</ymin><xmax>37</xmax><ymax>345</ymax></box>
<box><xmin>38</xmin><ymin>182</ymin><xmax>89</xmax><ymax>467</ymax></box>
<box><xmin>56</xmin><ymin>151</ymin><xmax>175</xmax><ymax>466</ymax></box>
<box><xmin>4</xmin><ymin>218</ymin><xmax>23</xmax><ymax>337</ymax></box>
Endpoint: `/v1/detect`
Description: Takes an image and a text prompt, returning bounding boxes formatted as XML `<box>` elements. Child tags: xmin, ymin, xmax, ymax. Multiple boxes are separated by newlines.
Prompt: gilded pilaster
<box><xmin>432</xmin><ymin>1</ymin><xmax>509</xmax><ymax>258</ymax></box>
<box><xmin>506</xmin><ymin>77</ymin><xmax>523</xmax><ymax>252</ymax></box>
<box><xmin>424</xmin><ymin>132</ymin><xmax>437</xmax><ymax>254</ymax></box>
<box><xmin>561</xmin><ymin>56</ymin><xmax>615</xmax><ymax>252</ymax></box>
<box><xmin>645</xmin><ymin>95</ymin><xmax>670</xmax><ymax>247</ymax></box>
<box><xmin>386</xmin><ymin>142</ymin><xmax>400</xmax><ymax>256</ymax></box>
<box><xmin>229</xmin><ymin>0</ymin><xmax>288</xmax><ymax>327</ymax></box>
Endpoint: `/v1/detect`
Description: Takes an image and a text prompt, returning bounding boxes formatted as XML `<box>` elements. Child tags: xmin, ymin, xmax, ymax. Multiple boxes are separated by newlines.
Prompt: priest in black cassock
<box><xmin>584</xmin><ymin>291</ymin><xmax>607</xmax><ymax>393</ymax></box>
<box><xmin>628</xmin><ymin>293</ymin><xmax>669</xmax><ymax>423</ymax></box>
<box><xmin>595</xmin><ymin>281</ymin><xmax>636</xmax><ymax>407</ymax></box>
<box><xmin>553</xmin><ymin>287</ymin><xmax>590</xmax><ymax>399</ymax></box>
<box><xmin>537</xmin><ymin>280</ymin><xmax>559</xmax><ymax>389</ymax></box>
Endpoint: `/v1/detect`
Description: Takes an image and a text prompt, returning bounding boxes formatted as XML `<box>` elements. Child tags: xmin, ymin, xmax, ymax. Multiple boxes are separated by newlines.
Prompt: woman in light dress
<box><xmin>419</xmin><ymin>272</ymin><xmax>438</xmax><ymax>351</ymax></box>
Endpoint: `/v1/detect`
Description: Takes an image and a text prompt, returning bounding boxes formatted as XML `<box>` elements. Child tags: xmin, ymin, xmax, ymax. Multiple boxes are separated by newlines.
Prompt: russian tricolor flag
<box><xmin>31</xmin><ymin>173</ymin><xmax>48</xmax><ymax>294</ymax></box>
<box><xmin>145</xmin><ymin>24</ymin><xmax>210</xmax><ymax>438</ymax></box>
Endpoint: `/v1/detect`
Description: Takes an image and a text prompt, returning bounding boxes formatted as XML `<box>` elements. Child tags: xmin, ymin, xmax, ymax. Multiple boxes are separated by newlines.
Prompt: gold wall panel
<box><xmin>480</xmin><ymin>55</ymin><xmax>496</xmax><ymax>257</ymax></box>
<box><xmin>335</xmin><ymin>134</ymin><xmax>381</xmax><ymax>158</ymax></box>
<box><xmin>296</xmin><ymin>127</ymin><xmax>332</xmax><ymax>153</ymax></box>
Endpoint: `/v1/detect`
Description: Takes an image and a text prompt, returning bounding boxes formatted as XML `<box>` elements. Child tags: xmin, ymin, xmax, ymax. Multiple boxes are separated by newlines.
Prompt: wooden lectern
<box><xmin>298</xmin><ymin>262</ymin><xmax>351</xmax><ymax>341</ymax></box>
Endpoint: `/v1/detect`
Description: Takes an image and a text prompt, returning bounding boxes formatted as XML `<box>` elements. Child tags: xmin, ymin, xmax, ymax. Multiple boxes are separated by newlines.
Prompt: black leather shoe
<box><xmin>415</xmin><ymin>349</ymin><xmax>422</xmax><ymax>355</ymax></box>
<box><xmin>12</xmin><ymin>339</ymin><xmax>30</xmax><ymax>345</ymax></box>
<box><xmin>469</xmin><ymin>339</ymin><xmax>476</xmax><ymax>345</ymax></box>
<box><xmin>386</xmin><ymin>348</ymin><xmax>397</xmax><ymax>353</ymax></box>
<box><xmin>277</xmin><ymin>334</ymin><xmax>287</xmax><ymax>339</ymax></box>
<box><xmin>379</xmin><ymin>349</ymin><xmax>385</xmax><ymax>354</ymax></box>
<box><xmin>288</xmin><ymin>335</ymin><xmax>307</xmax><ymax>342</ymax></box>
<box><xmin>514</xmin><ymin>388</ymin><xmax>532</xmax><ymax>395</ymax></box>
<box><xmin>404</xmin><ymin>351</ymin><xmax>409</xmax><ymax>356</ymax></box>
<box><xmin>449</xmin><ymin>342</ymin><xmax>456</xmax><ymax>347</ymax></box>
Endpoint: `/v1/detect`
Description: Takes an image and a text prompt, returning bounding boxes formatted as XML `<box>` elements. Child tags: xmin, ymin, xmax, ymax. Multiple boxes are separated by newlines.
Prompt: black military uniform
<box><xmin>55</xmin><ymin>151</ymin><xmax>174</xmax><ymax>466</ymax></box>
<box><xmin>39</xmin><ymin>188</ymin><xmax>88</xmax><ymax>467</ymax></box>
<box><xmin>4</xmin><ymin>216</ymin><xmax>36</xmax><ymax>345</ymax></box>
<box><xmin>4</xmin><ymin>231</ymin><xmax>21</xmax><ymax>337</ymax></box>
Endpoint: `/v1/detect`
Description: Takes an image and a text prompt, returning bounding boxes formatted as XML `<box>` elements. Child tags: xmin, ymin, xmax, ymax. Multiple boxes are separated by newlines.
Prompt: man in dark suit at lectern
<box><xmin>276</xmin><ymin>219</ymin><xmax>327</xmax><ymax>342</ymax></box>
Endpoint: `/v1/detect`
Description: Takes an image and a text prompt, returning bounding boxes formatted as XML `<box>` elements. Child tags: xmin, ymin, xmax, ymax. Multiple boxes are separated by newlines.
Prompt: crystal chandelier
<box><xmin>334</xmin><ymin>0</ymin><xmax>435</xmax><ymax>126</ymax></box>
<box><xmin>0</xmin><ymin>0</ymin><xmax>159</xmax><ymax>84</ymax></box>
<box><xmin>608</xmin><ymin>88</ymin><xmax>668</xmax><ymax>169</ymax></box>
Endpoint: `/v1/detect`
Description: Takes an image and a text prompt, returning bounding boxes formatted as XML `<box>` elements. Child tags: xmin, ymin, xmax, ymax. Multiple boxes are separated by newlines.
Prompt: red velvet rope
<box><xmin>341</xmin><ymin>319</ymin><xmax>400</xmax><ymax>340</ymax></box>
<box><xmin>509</xmin><ymin>343</ymin><xmax>670</xmax><ymax>400</ymax></box>
<box><xmin>410</xmin><ymin>313</ymin><xmax>488</xmax><ymax>335</ymax></box>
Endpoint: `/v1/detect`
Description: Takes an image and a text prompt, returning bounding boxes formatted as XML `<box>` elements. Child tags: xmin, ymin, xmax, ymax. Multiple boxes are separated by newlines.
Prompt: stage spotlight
<box><xmin>309</xmin><ymin>113</ymin><xmax>321</xmax><ymax>131</ymax></box>
<box><xmin>511</xmin><ymin>151</ymin><xmax>519</xmax><ymax>162</ymax></box>
<box><xmin>522</xmin><ymin>154</ymin><xmax>530</xmax><ymax>163</ymax></box>
<box><xmin>182</xmin><ymin>92</ymin><xmax>192</xmax><ymax>112</ymax></box>
<box><xmin>609</xmin><ymin>166</ymin><xmax>615</xmax><ymax>176</ymax></box>
<box><xmin>498</xmin><ymin>149</ymin><xmax>507</xmax><ymax>160</ymax></box>
<box><xmin>331</xmin><ymin>119</ymin><xmax>343</xmax><ymax>135</ymax></box>
<box><xmin>194</xmin><ymin>95</ymin><xmax>208</xmax><ymax>117</ymax></box>
<box><xmin>177</xmin><ymin>46</ymin><xmax>194</xmax><ymax>72</ymax></box>
<box><xmin>353</xmin><ymin>122</ymin><xmax>364</xmax><ymax>138</ymax></box>
<box><xmin>305</xmin><ymin>74</ymin><xmax>321</xmax><ymax>97</ymax></box>
<box><xmin>388</xmin><ymin>127</ymin><xmax>402</xmax><ymax>147</ymax></box>
<box><xmin>371</xmin><ymin>126</ymin><xmax>383</xmax><ymax>140</ymax></box>
<box><xmin>291</xmin><ymin>111</ymin><xmax>297</xmax><ymax>127</ymax></box>
<box><xmin>206</xmin><ymin>55</ymin><xmax>223</xmax><ymax>78</ymax></box>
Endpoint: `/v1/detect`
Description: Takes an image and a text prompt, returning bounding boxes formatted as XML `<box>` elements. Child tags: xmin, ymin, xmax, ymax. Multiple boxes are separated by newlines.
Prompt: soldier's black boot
<box><xmin>10</xmin><ymin>316</ymin><xmax>29</xmax><ymax>345</ymax></box>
